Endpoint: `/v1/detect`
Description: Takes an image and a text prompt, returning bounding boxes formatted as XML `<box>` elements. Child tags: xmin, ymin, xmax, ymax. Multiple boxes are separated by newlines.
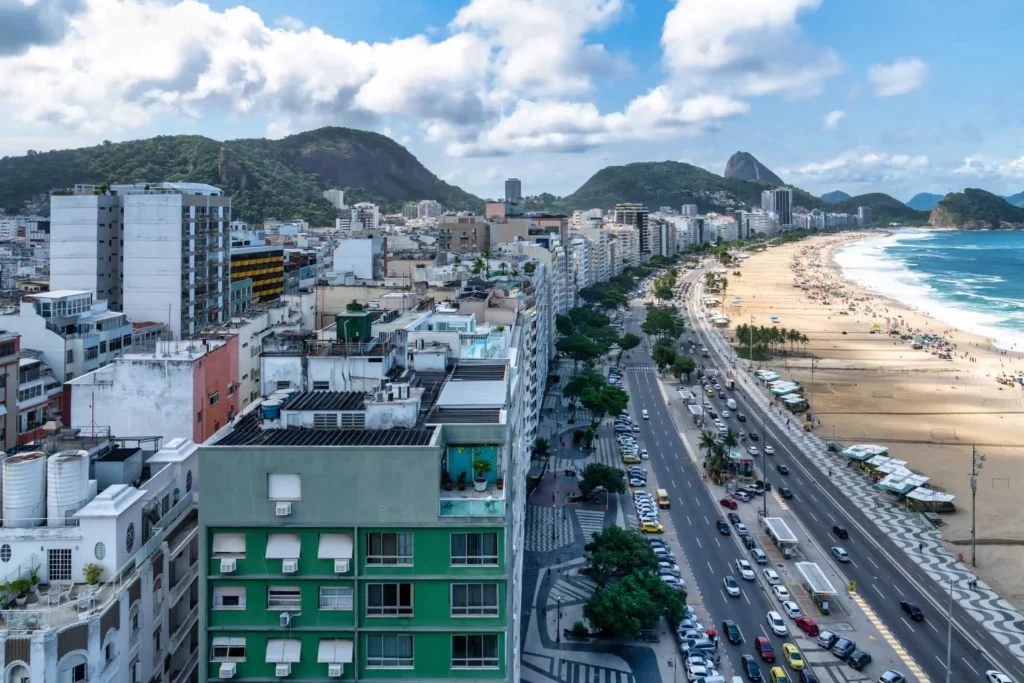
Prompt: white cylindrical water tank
<box><xmin>47</xmin><ymin>450</ymin><xmax>90</xmax><ymax>527</ymax></box>
<box><xmin>4</xmin><ymin>452</ymin><xmax>46</xmax><ymax>528</ymax></box>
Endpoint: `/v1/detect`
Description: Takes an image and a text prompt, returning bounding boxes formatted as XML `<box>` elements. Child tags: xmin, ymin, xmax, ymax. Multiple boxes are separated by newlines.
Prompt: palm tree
<box><xmin>531</xmin><ymin>437</ymin><xmax>551</xmax><ymax>460</ymax></box>
<box><xmin>708</xmin><ymin>442</ymin><xmax>728</xmax><ymax>475</ymax></box>
<box><xmin>788</xmin><ymin>328</ymin><xmax>801</xmax><ymax>354</ymax></box>
<box><xmin>698</xmin><ymin>430</ymin><xmax>718</xmax><ymax>460</ymax></box>
<box><xmin>800</xmin><ymin>334</ymin><xmax>810</xmax><ymax>356</ymax></box>
<box><xmin>778</xmin><ymin>327</ymin><xmax>789</xmax><ymax>354</ymax></box>
<box><xmin>723</xmin><ymin>428</ymin><xmax>739</xmax><ymax>451</ymax></box>
<box><xmin>483</xmin><ymin>250</ymin><xmax>492</xmax><ymax>275</ymax></box>
<box><xmin>500</xmin><ymin>262</ymin><xmax>508</xmax><ymax>276</ymax></box>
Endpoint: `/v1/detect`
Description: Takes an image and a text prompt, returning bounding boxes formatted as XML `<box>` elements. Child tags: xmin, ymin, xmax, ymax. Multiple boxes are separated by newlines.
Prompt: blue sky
<box><xmin>2</xmin><ymin>0</ymin><xmax>1023</xmax><ymax>202</ymax></box>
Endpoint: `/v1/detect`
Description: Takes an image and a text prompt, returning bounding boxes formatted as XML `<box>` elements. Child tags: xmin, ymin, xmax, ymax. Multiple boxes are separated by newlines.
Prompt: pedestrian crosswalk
<box><xmin>574</xmin><ymin>509</ymin><xmax>606</xmax><ymax>541</ymax></box>
<box><xmin>551</xmin><ymin>437</ymin><xmax>621</xmax><ymax>474</ymax></box>
<box><xmin>624</xmin><ymin>364</ymin><xmax>654</xmax><ymax>371</ymax></box>
<box><xmin>556</xmin><ymin>660</ymin><xmax>637</xmax><ymax>683</ymax></box>
<box><xmin>549</xmin><ymin>574</ymin><xmax>598</xmax><ymax>607</ymax></box>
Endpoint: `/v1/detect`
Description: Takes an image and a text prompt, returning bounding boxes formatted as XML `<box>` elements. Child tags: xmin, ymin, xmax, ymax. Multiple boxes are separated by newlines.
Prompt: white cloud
<box><xmin>823</xmin><ymin>110</ymin><xmax>845</xmax><ymax>129</ymax></box>
<box><xmin>273</xmin><ymin>15</ymin><xmax>304</xmax><ymax>31</ymax></box>
<box><xmin>661</xmin><ymin>0</ymin><xmax>842</xmax><ymax>97</ymax></box>
<box><xmin>448</xmin><ymin>89</ymin><xmax>749</xmax><ymax>156</ymax></box>
<box><xmin>952</xmin><ymin>155</ymin><xmax>1024</xmax><ymax>181</ymax></box>
<box><xmin>781</xmin><ymin>147</ymin><xmax>929</xmax><ymax>185</ymax></box>
<box><xmin>866</xmin><ymin>57</ymin><xmax>928</xmax><ymax>97</ymax></box>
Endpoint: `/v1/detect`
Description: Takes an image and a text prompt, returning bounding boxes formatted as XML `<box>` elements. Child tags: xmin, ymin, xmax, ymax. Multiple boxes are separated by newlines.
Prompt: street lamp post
<box><xmin>945</xmin><ymin>578</ymin><xmax>955</xmax><ymax>683</ymax></box>
<box><xmin>970</xmin><ymin>446</ymin><xmax>985</xmax><ymax>568</ymax></box>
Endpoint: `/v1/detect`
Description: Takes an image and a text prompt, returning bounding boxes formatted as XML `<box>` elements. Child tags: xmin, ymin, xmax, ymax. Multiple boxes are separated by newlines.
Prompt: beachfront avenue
<box><xmin>664</xmin><ymin>261</ymin><xmax>1024</xmax><ymax>683</ymax></box>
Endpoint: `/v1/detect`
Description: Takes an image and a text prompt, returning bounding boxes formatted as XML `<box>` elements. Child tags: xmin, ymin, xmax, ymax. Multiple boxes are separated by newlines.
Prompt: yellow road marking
<box><xmin>849</xmin><ymin>591</ymin><xmax>930</xmax><ymax>683</ymax></box>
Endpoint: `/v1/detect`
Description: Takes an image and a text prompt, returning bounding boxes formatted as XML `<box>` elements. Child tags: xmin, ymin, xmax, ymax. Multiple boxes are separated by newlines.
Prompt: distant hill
<box><xmin>723</xmin><ymin>151</ymin><xmax>784</xmax><ymax>185</ymax></box>
<box><xmin>531</xmin><ymin>161</ymin><xmax>818</xmax><ymax>215</ymax></box>
<box><xmin>905</xmin><ymin>192</ymin><xmax>944</xmax><ymax>211</ymax></box>
<box><xmin>930</xmin><ymin>188</ymin><xmax>1024</xmax><ymax>229</ymax></box>
<box><xmin>830</xmin><ymin>193</ymin><xmax>930</xmax><ymax>225</ymax></box>
<box><xmin>1003</xmin><ymin>190</ymin><xmax>1024</xmax><ymax>207</ymax></box>
<box><xmin>820</xmin><ymin>190</ymin><xmax>851</xmax><ymax>203</ymax></box>
<box><xmin>0</xmin><ymin>127</ymin><xmax>483</xmax><ymax>224</ymax></box>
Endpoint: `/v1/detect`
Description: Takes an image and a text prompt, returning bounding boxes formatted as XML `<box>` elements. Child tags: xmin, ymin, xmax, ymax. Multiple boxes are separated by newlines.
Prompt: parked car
<box><xmin>763</xmin><ymin>569</ymin><xmax>781</xmax><ymax>585</ymax></box>
<box><xmin>767</xmin><ymin>611</ymin><xmax>788</xmax><ymax>636</ymax></box>
<box><xmin>750</xmin><ymin>548</ymin><xmax>768</xmax><ymax>564</ymax></box>
<box><xmin>720</xmin><ymin>497</ymin><xmax>738</xmax><ymax>510</ymax></box>
<box><xmin>736</xmin><ymin>523</ymin><xmax>749</xmax><ymax>537</ymax></box>
<box><xmin>900</xmin><ymin>601</ymin><xmax>923</xmax><ymax>621</ymax></box>
<box><xmin>831</xmin><ymin>638</ymin><xmax>856</xmax><ymax>660</ymax></box>
<box><xmin>879</xmin><ymin>672</ymin><xmax>906</xmax><ymax>683</ymax></box>
<box><xmin>799</xmin><ymin>671</ymin><xmax>819</xmax><ymax>683</ymax></box>
<box><xmin>816</xmin><ymin>630</ymin><xmax>839</xmax><ymax>650</ymax></box>
<box><xmin>728</xmin><ymin>512</ymin><xmax>741</xmax><ymax>524</ymax></box>
<box><xmin>782</xmin><ymin>601</ymin><xmax>802</xmax><ymax>619</ymax></box>
<box><xmin>847</xmin><ymin>650</ymin><xmax>872</xmax><ymax>671</ymax></box>
<box><xmin>640</xmin><ymin>521</ymin><xmax>664</xmax><ymax>534</ymax></box>
<box><xmin>794</xmin><ymin>617</ymin><xmax>819</xmax><ymax>637</ymax></box>
<box><xmin>772</xmin><ymin>585</ymin><xmax>790</xmax><ymax>602</ymax></box>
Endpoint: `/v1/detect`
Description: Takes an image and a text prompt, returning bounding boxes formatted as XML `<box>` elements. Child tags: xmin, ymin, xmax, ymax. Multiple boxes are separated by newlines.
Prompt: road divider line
<box><xmin>849</xmin><ymin>590</ymin><xmax>930</xmax><ymax>683</ymax></box>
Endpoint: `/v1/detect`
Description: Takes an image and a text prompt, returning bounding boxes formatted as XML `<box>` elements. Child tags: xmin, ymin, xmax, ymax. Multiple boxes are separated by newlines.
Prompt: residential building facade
<box><xmin>49</xmin><ymin>187</ymin><xmax>124</xmax><ymax>309</ymax></box>
<box><xmin>231</xmin><ymin>246</ymin><xmax>284</xmax><ymax>303</ymax></box>
<box><xmin>504</xmin><ymin>178</ymin><xmax>521</xmax><ymax>203</ymax></box>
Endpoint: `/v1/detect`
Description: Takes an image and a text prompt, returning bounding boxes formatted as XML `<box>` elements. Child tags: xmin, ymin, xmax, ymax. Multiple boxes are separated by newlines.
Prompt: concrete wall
<box><xmin>307</xmin><ymin>355</ymin><xmax>390</xmax><ymax>393</ymax></box>
<box><xmin>122</xmin><ymin>194</ymin><xmax>185</xmax><ymax>337</ymax></box>
<box><xmin>193</xmin><ymin>338</ymin><xmax>239</xmax><ymax>443</ymax></box>
<box><xmin>260</xmin><ymin>355</ymin><xmax>302</xmax><ymax>395</ymax></box>
<box><xmin>50</xmin><ymin>194</ymin><xmax>121</xmax><ymax>308</ymax></box>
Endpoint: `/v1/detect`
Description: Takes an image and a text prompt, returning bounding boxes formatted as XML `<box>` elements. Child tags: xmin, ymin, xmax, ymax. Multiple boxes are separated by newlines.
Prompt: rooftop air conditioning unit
<box><xmin>282</xmin><ymin>559</ymin><xmax>298</xmax><ymax>574</ymax></box>
<box><xmin>334</xmin><ymin>559</ymin><xmax>350</xmax><ymax>573</ymax></box>
<box><xmin>220</xmin><ymin>558</ymin><xmax>236</xmax><ymax>573</ymax></box>
<box><xmin>218</xmin><ymin>663</ymin><xmax>236</xmax><ymax>679</ymax></box>
<box><xmin>327</xmin><ymin>664</ymin><xmax>343</xmax><ymax>678</ymax></box>
<box><xmin>275</xmin><ymin>502</ymin><xmax>292</xmax><ymax>516</ymax></box>
<box><xmin>275</xmin><ymin>664</ymin><xmax>292</xmax><ymax>677</ymax></box>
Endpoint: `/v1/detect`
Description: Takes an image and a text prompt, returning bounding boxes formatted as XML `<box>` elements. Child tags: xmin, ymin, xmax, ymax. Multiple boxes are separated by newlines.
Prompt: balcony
<box><xmin>439</xmin><ymin>444</ymin><xmax>505</xmax><ymax>517</ymax></box>
<box><xmin>171</xmin><ymin>650</ymin><xmax>199</xmax><ymax>683</ymax></box>
<box><xmin>169</xmin><ymin>604</ymin><xmax>198</xmax><ymax>652</ymax></box>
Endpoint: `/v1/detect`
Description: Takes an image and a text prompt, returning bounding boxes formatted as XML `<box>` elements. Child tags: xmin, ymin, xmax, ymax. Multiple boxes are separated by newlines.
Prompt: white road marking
<box><xmin>708</xmin><ymin>561</ymin><xmax>714</xmax><ymax>572</ymax></box>
<box><xmin>685</xmin><ymin>513</ymin><xmax>691</xmax><ymax>523</ymax></box>
<box><xmin>927</xmin><ymin>620</ymin><xmax>940</xmax><ymax>634</ymax></box>
<box><xmin>868</xmin><ymin>557</ymin><xmax>879</xmax><ymax>569</ymax></box>
<box><xmin>704</xmin><ymin>516</ymin><xmax>710</xmax><ymax>525</ymax></box>
<box><xmin>901</xmin><ymin>617</ymin><xmax>916</xmax><ymax>632</ymax></box>
<box><xmin>715</xmin><ymin>537</ymin><xmax>721</xmax><ymax>548</ymax></box>
<box><xmin>695</xmin><ymin>537</ymin><xmax>702</xmax><ymax>549</ymax></box>
<box><xmin>808</xmin><ymin>493</ymin><xmax>818</xmax><ymax>503</ymax></box>
<box><xmin>961</xmin><ymin>657</ymin><xmax>979</xmax><ymax>675</ymax></box>
<box><xmin>744</xmin><ymin>592</ymin><xmax>751</xmax><ymax>606</ymax></box>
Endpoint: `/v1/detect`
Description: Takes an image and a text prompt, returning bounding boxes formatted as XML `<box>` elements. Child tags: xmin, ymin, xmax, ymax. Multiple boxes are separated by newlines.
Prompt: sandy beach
<box><xmin>724</xmin><ymin>232</ymin><xmax>1024</xmax><ymax>607</ymax></box>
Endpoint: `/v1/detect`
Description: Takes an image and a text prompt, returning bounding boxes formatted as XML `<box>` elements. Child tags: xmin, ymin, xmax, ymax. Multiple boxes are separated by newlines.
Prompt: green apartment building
<box><xmin>198</xmin><ymin>361</ymin><xmax>529</xmax><ymax>682</ymax></box>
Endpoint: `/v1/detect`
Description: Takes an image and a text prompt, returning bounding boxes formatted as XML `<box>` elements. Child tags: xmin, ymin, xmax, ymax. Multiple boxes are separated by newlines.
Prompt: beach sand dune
<box><xmin>726</xmin><ymin>233</ymin><xmax>1024</xmax><ymax>607</ymax></box>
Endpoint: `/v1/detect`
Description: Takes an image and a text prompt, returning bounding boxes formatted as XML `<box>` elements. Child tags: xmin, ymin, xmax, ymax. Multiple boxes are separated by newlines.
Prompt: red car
<box><xmin>720</xmin><ymin>497</ymin><xmax>738</xmax><ymax>510</ymax></box>
<box><xmin>795</xmin><ymin>617</ymin><xmax>819</xmax><ymax>636</ymax></box>
<box><xmin>755</xmin><ymin>636</ymin><xmax>775</xmax><ymax>662</ymax></box>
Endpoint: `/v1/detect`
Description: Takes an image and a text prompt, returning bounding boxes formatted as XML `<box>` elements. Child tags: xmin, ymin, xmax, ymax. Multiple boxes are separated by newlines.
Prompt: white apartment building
<box><xmin>353</xmin><ymin>203</ymin><xmax>379</xmax><ymax>231</ymax></box>
<box><xmin>681</xmin><ymin>204</ymin><xmax>698</xmax><ymax>217</ymax></box>
<box><xmin>50</xmin><ymin>188</ymin><xmax>124</xmax><ymax>309</ymax></box>
<box><xmin>322</xmin><ymin>188</ymin><xmax>345</xmax><ymax>211</ymax></box>
<box><xmin>1</xmin><ymin>291</ymin><xmax>134</xmax><ymax>383</ymax></box>
<box><xmin>332</xmin><ymin>238</ymin><xmax>385</xmax><ymax>281</ymax></box>
<box><xmin>417</xmin><ymin>200</ymin><xmax>442</xmax><ymax>219</ymax></box>
<box><xmin>0</xmin><ymin>436</ymin><xmax>201</xmax><ymax>683</ymax></box>
<box><xmin>604</xmin><ymin>226</ymin><xmax>640</xmax><ymax>270</ymax></box>
<box><xmin>569</xmin><ymin>236</ymin><xmax>591</xmax><ymax>308</ymax></box>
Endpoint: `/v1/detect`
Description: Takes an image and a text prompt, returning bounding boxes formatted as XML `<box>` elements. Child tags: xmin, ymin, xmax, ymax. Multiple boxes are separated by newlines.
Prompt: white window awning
<box><xmin>213</xmin><ymin>533</ymin><xmax>246</xmax><ymax>554</ymax></box>
<box><xmin>0</xmin><ymin>404</ymin><xmax>8</xmax><ymax>417</ymax></box>
<box><xmin>317</xmin><ymin>639</ymin><xmax>354</xmax><ymax>664</ymax></box>
<box><xmin>213</xmin><ymin>637</ymin><xmax>246</xmax><ymax>648</ymax></box>
<box><xmin>265</xmin><ymin>533</ymin><xmax>301</xmax><ymax>559</ymax></box>
<box><xmin>318</xmin><ymin>533</ymin><xmax>354</xmax><ymax>560</ymax></box>
<box><xmin>266</xmin><ymin>639</ymin><xmax>301</xmax><ymax>663</ymax></box>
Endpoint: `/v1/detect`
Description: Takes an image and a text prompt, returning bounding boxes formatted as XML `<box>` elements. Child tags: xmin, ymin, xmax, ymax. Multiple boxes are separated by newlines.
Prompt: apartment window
<box><xmin>123</xmin><ymin>334</ymin><xmax>132</xmax><ymax>347</ymax></box>
<box><xmin>209</xmin><ymin>391</ymin><xmax>219</xmax><ymax>406</ymax></box>
<box><xmin>276</xmin><ymin>381</ymin><xmax>291</xmax><ymax>390</ymax></box>
<box><xmin>366</xmin><ymin>532</ymin><xmax>413</xmax><ymax>565</ymax></box>
<box><xmin>196</xmin><ymin>410</ymin><xmax>202</xmax><ymax>424</ymax></box>
<box><xmin>267</xmin><ymin>586</ymin><xmax>301</xmax><ymax>610</ymax></box>
<box><xmin>211</xmin><ymin>637</ymin><xmax>246</xmax><ymax>662</ymax></box>
<box><xmin>365</xmin><ymin>634</ymin><xmax>413</xmax><ymax>668</ymax></box>
<box><xmin>319</xmin><ymin>586</ymin><xmax>353</xmax><ymax>611</ymax></box>
<box><xmin>48</xmin><ymin>548</ymin><xmax>72</xmax><ymax>581</ymax></box>
<box><xmin>213</xmin><ymin>585</ymin><xmax>246</xmax><ymax>610</ymax></box>
<box><xmin>66</xmin><ymin>349</ymin><xmax>74</xmax><ymax>363</ymax></box>
<box><xmin>66</xmin><ymin>372</ymin><xmax>74</xmax><ymax>382</ymax></box>
<box><xmin>450</xmin><ymin>533</ymin><xmax>499</xmax><ymax>565</ymax></box>
<box><xmin>85</xmin><ymin>347</ymin><xmax>98</xmax><ymax>361</ymax></box>
<box><xmin>212</xmin><ymin>532</ymin><xmax>246</xmax><ymax>558</ymax></box>
<box><xmin>267</xmin><ymin>473</ymin><xmax>301</xmax><ymax>501</ymax></box>
<box><xmin>312</xmin><ymin>381</ymin><xmax>330</xmax><ymax>391</ymax></box>
<box><xmin>451</xmin><ymin>635</ymin><xmax>499</xmax><ymax>669</ymax></box>
<box><xmin>153</xmin><ymin>628</ymin><xmax>161</xmax><ymax>653</ymax></box>
<box><xmin>99</xmin><ymin>341</ymin><xmax>107</xmax><ymax>354</ymax></box>
<box><xmin>451</xmin><ymin>584</ymin><xmax>499</xmax><ymax>616</ymax></box>
<box><xmin>227</xmin><ymin>383</ymin><xmax>234</xmax><ymax>397</ymax></box>
<box><xmin>366</xmin><ymin>583</ymin><xmax>413</xmax><ymax>616</ymax></box>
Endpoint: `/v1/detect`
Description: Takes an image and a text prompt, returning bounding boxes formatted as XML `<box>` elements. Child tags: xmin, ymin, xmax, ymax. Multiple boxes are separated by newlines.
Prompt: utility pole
<box><xmin>762</xmin><ymin>405</ymin><xmax>769</xmax><ymax>518</ymax></box>
<box><xmin>808</xmin><ymin>357</ymin><xmax>820</xmax><ymax>425</ymax></box>
<box><xmin>970</xmin><ymin>446</ymin><xmax>985</xmax><ymax>568</ymax></box>
<box><xmin>944</xmin><ymin>578</ymin><xmax>955</xmax><ymax>683</ymax></box>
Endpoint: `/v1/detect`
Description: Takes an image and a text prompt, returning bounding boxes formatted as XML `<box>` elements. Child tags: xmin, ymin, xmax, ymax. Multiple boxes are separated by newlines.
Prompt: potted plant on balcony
<box><xmin>83</xmin><ymin>563</ymin><xmax>103</xmax><ymax>586</ymax></box>
<box><xmin>441</xmin><ymin>469</ymin><xmax>453</xmax><ymax>491</ymax></box>
<box><xmin>12</xmin><ymin>579</ymin><xmax>31</xmax><ymax>606</ymax></box>
<box><xmin>472</xmin><ymin>458</ymin><xmax>492</xmax><ymax>492</ymax></box>
<box><xmin>28</xmin><ymin>566</ymin><xmax>40</xmax><ymax>594</ymax></box>
<box><xmin>457</xmin><ymin>472</ymin><xmax>467</xmax><ymax>491</ymax></box>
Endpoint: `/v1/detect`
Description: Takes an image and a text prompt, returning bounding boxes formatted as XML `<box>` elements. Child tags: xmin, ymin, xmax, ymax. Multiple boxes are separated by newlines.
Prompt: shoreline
<box><xmin>725</xmin><ymin>232</ymin><xmax>1024</xmax><ymax>607</ymax></box>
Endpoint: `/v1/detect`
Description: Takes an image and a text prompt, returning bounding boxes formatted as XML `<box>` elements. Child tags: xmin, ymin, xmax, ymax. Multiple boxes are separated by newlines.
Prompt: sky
<box><xmin>2</xmin><ymin>0</ymin><xmax>1024</xmax><ymax>202</ymax></box>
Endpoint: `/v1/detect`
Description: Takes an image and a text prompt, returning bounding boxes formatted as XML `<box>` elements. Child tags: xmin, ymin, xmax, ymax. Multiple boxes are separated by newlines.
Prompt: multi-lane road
<box><xmin>621</xmin><ymin>267</ymin><xmax>1024</xmax><ymax>683</ymax></box>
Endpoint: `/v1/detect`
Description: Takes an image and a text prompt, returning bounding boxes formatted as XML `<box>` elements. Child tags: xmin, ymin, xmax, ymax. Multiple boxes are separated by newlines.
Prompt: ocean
<box><xmin>834</xmin><ymin>229</ymin><xmax>1024</xmax><ymax>351</ymax></box>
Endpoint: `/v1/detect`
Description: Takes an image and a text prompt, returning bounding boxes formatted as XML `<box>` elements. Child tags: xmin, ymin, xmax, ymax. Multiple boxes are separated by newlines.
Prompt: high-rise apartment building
<box><xmin>323</xmin><ymin>189</ymin><xmax>346</xmax><ymax>211</ymax></box>
<box><xmin>50</xmin><ymin>186</ymin><xmax>124</xmax><ymax>309</ymax></box>
<box><xmin>612</xmin><ymin>203</ymin><xmax>651</xmax><ymax>255</ymax></box>
<box><xmin>761</xmin><ymin>188</ymin><xmax>793</xmax><ymax>227</ymax></box>
<box><xmin>681</xmin><ymin>204</ymin><xmax>698</xmax><ymax>217</ymax></box>
<box><xmin>857</xmin><ymin>206</ymin><xmax>872</xmax><ymax>226</ymax></box>
<box><xmin>504</xmin><ymin>178</ymin><xmax>522</xmax><ymax>203</ymax></box>
<box><xmin>417</xmin><ymin>200</ymin><xmax>443</xmax><ymax>219</ymax></box>
<box><xmin>353</xmin><ymin>203</ymin><xmax>380</xmax><ymax>231</ymax></box>
<box><xmin>401</xmin><ymin>203</ymin><xmax>419</xmax><ymax>220</ymax></box>
<box><xmin>231</xmin><ymin>246</ymin><xmax>285</xmax><ymax>303</ymax></box>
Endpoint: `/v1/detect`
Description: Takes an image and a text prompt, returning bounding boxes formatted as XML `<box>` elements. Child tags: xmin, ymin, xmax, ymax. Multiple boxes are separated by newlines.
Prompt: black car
<box><xmin>716</xmin><ymin>519</ymin><xmax>731</xmax><ymax>535</ymax></box>
<box><xmin>727</xmin><ymin>512</ymin><xmax>741</xmax><ymax>524</ymax></box>
<box><xmin>776</xmin><ymin>464</ymin><xmax>790</xmax><ymax>475</ymax></box>
<box><xmin>779</xmin><ymin>487</ymin><xmax>793</xmax><ymax>499</ymax></box>
<box><xmin>832</xmin><ymin>525</ymin><xmax>849</xmax><ymax>539</ymax></box>
<box><xmin>741</xmin><ymin>654</ymin><xmax>762</xmax><ymax>681</ymax></box>
<box><xmin>799</xmin><ymin>670</ymin><xmax>819</xmax><ymax>683</ymax></box>
<box><xmin>748</xmin><ymin>432</ymin><xmax>759</xmax><ymax>441</ymax></box>
<box><xmin>722</xmin><ymin>620</ymin><xmax>743</xmax><ymax>644</ymax></box>
<box><xmin>737</xmin><ymin>413</ymin><xmax>747</xmax><ymax>422</ymax></box>
<box><xmin>831</xmin><ymin>638</ymin><xmax>856</xmax><ymax>660</ymax></box>
<box><xmin>847</xmin><ymin>650</ymin><xmax>872</xmax><ymax>671</ymax></box>
<box><xmin>900</xmin><ymin>600</ymin><xmax>924</xmax><ymax>620</ymax></box>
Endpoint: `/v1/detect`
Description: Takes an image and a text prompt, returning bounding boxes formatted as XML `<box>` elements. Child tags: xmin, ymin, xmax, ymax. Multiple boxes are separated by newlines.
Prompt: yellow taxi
<box><xmin>621</xmin><ymin>454</ymin><xmax>641</xmax><ymax>464</ymax></box>
<box><xmin>782</xmin><ymin>644</ymin><xmax>804</xmax><ymax>671</ymax></box>
<box><xmin>769</xmin><ymin>666</ymin><xmax>789</xmax><ymax>683</ymax></box>
<box><xmin>639</xmin><ymin>521</ymin><xmax>664</xmax><ymax>534</ymax></box>
<box><xmin>706</xmin><ymin>388</ymin><xmax>715</xmax><ymax>397</ymax></box>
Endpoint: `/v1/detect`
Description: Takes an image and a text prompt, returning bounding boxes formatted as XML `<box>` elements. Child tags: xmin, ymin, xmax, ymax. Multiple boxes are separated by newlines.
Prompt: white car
<box><xmin>686</xmin><ymin>660</ymin><xmax>713</xmax><ymax>682</ymax></box>
<box><xmin>772</xmin><ymin>585</ymin><xmax>791</xmax><ymax>602</ymax></box>
<box><xmin>764</xmin><ymin>446</ymin><xmax>775</xmax><ymax>455</ymax></box>
<box><xmin>721</xmin><ymin>410</ymin><xmax>730</xmax><ymax>419</ymax></box>
<box><xmin>723</xmin><ymin>575</ymin><xmax>741</xmax><ymax>597</ymax></box>
<box><xmin>782</xmin><ymin>600</ymin><xmax>802</xmax><ymax>619</ymax></box>
<box><xmin>735</xmin><ymin>523</ymin><xmax>749</xmax><ymax>536</ymax></box>
<box><xmin>985</xmin><ymin>672</ymin><xmax>1014</xmax><ymax>683</ymax></box>
<box><xmin>747</xmin><ymin>446</ymin><xmax>760</xmax><ymax>456</ymax></box>
<box><xmin>767</xmin><ymin>610</ymin><xmax>788</xmax><ymax>636</ymax></box>
<box><xmin>640</xmin><ymin>449</ymin><xmax>649</xmax><ymax>459</ymax></box>
<box><xmin>763</xmin><ymin>569</ymin><xmax>781</xmax><ymax>585</ymax></box>
<box><xmin>735</xmin><ymin>559</ymin><xmax>755</xmax><ymax>580</ymax></box>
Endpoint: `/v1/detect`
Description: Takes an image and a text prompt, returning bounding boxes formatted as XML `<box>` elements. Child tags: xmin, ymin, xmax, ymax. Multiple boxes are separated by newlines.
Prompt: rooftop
<box><xmin>27</xmin><ymin>290</ymin><xmax>91</xmax><ymax>300</ymax></box>
<box><xmin>285</xmin><ymin>391</ymin><xmax>365</xmax><ymax>412</ymax></box>
<box><xmin>213</xmin><ymin>412</ymin><xmax>437</xmax><ymax>448</ymax></box>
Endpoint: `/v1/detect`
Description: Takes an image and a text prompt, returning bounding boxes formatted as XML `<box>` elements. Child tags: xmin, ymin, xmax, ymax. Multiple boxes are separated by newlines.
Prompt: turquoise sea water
<box><xmin>834</xmin><ymin>229</ymin><xmax>1024</xmax><ymax>350</ymax></box>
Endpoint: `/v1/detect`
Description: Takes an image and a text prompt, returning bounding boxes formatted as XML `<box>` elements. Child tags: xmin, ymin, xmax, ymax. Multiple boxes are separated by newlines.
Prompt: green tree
<box><xmin>672</xmin><ymin>354</ymin><xmax>696</xmax><ymax>381</ymax></box>
<box><xmin>564</xmin><ymin>370</ymin><xmax>605</xmax><ymax>421</ymax></box>
<box><xmin>555</xmin><ymin>314</ymin><xmax>576</xmax><ymax>337</ymax></box>
<box><xmin>471</xmin><ymin>257</ymin><xmax>484</xmax><ymax>275</ymax></box>
<box><xmin>722</xmin><ymin>428</ymin><xmax>739</xmax><ymax>451</ymax></box>
<box><xmin>698</xmin><ymin>430</ymin><xmax>718</xmax><ymax>460</ymax></box>
<box><xmin>578</xmin><ymin>463</ymin><xmax>626</xmax><ymax>500</ymax></box>
<box><xmin>583</xmin><ymin>526</ymin><xmax>658</xmax><ymax>583</ymax></box>
<box><xmin>581</xmin><ymin>384</ymin><xmax>629</xmax><ymax>427</ymax></box>
<box><xmin>531</xmin><ymin>438</ymin><xmax>551</xmax><ymax>460</ymax></box>
<box><xmin>556</xmin><ymin>334</ymin><xmax>602</xmax><ymax>370</ymax></box>
<box><xmin>584</xmin><ymin>571</ymin><xmax>688</xmax><ymax>637</ymax></box>
<box><xmin>617</xmin><ymin>333</ymin><xmax>641</xmax><ymax>364</ymax></box>
<box><xmin>652</xmin><ymin>345</ymin><xmax>677</xmax><ymax>374</ymax></box>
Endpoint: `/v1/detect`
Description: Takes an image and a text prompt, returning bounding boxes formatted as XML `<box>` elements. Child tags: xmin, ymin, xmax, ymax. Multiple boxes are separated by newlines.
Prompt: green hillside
<box><xmin>931</xmin><ymin>188</ymin><xmax>1024</xmax><ymax>228</ymax></box>
<box><xmin>829</xmin><ymin>193</ymin><xmax>930</xmax><ymax>225</ymax></box>
<box><xmin>0</xmin><ymin>128</ymin><xmax>483</xmax><ymax>224</ymax></box>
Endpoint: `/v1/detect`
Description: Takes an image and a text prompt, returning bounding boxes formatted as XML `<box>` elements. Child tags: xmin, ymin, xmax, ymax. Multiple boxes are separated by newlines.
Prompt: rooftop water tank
<box><xmin>262</xmin><ymin>399</ymin><xmax>283</xmax><ymax>420</ymax></box>
<box><xmin>4</xmin><ymin>452</ymin><xmax>46</xmax><ymax>528</ymax></box>
<box><xmin>47</xmin><ymin>450</ymin><xmax>90</xmax><ymax>527</ymax></box>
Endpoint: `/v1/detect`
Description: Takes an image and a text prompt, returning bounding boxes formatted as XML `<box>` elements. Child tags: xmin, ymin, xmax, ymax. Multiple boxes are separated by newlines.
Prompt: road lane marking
<box><xmin>872</xmin><ymin>585</ymin><xmax>886</xmax><ymax>599</ymax></box>
<box><xmin>695</xmin><ymin>538</ymin><xmax>702</xmax><ymax>549</ymax></box>
<box><xmin>961</xmin><ymin>658</ymin><xmax>978</xmax><ymax>675</ymax></box>
<box><xmin>715</xmin><ymin>537</ymin><xmax>721</xmax><ymax>548</ymax></box>
<box><xmin>685</xmin><ymin>512</ymin><xmax>690</xmax><ymax>523</ymax></box>
<box><xmin>868</xmin><ymin>557</ymin><xmax>879</xmax><ymax>569</ymax></box>
<box><xmin>708</xmin><ymin>561</ymin><xmax>714</xmax><ymax>572</ymax></box>
<box><xmin>901</xmin><ymin>617</ymin><xmax>916</xmax><ymax>632</ymax></box>
<box><xmin>927</xmin><ymin>620</ymin><xmax>940</xmax><ymax>634</ymax></box>
<box><xmin>849</xmin><ymin>591</ymin><xmax>930</xmax><ymax>683</ymax></box>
